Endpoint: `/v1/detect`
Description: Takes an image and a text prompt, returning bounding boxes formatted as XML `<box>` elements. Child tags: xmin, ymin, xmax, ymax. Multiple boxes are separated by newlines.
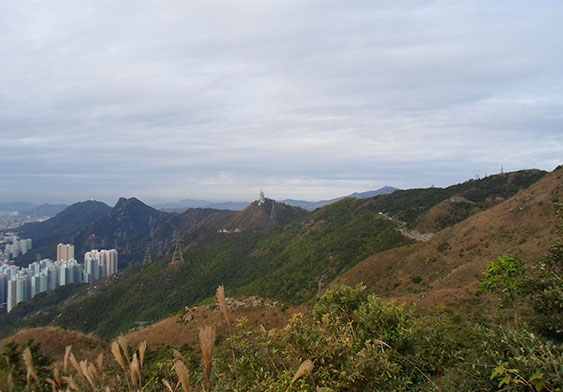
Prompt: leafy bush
<box><xmin>481</xmin><ymin>254</ymin><xmax>526</xmax><ymax>329</ymax></box>
<box><xmin>525</xmin><ymin>202</ymin><xmax>563</xmax><ymax>338</ymax></box>
<box><xmin>214</xmin><ymin>285</ymin><xmax>437</xmax><ymax>391</ymax></box>
<box><xmin>441</xmin><ymin>325</ymin><xmax>563</xmax><ymax>391</ymax></box>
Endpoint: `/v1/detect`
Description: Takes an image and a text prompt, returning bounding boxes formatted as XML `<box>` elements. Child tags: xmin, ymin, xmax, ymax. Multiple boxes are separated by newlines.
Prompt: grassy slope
<box><xmin>337</xmin><ymin>166</ymin><xmax>563</xmax><ymax>318</ymax></box>
<box><xmin>0</xmin><ymin>327</ymin><xmax>107</xmax><ymax>365</ymax></box>
<box><xmin>0</xmin><ymin>301</ymin><xmax>305</xmax><ymax>368</ymax></box>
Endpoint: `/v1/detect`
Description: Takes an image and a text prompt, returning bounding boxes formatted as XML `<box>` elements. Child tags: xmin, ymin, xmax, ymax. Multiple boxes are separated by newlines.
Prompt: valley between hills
<box><xmin>1</xmin><ymin>167</ymin><xmax>561</xmax><ymax>391</ymax></box>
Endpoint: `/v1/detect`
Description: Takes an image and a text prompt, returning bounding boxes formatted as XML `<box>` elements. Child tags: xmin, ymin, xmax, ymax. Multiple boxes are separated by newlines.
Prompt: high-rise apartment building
<box><xmin>3</xmin><ymin>245</ymin><xmax>118</xmax><ymax>313</ymax></box>
<box><xmin>0</xmin><ymin>273</ymin><xmax>7</xmax><ymax>305</ymax></box>
<box><xmin>21</xmin><ymin>238</ymin><xmax>32</xmax><ymax>254</ymax></box>
<box><xmin>47</xmin><ymin>264</ymin><xmax>59</xmax><ymax>291</ymax></box>
<box><xmin>3</xmin><ymin>238</ymin><xmax>32</xmax><ymax>259</ymax></box>
<box><xmin>57</xmin><ymin>243</ymin><xmax>75</xmax><ymax>261</ymax></box>
<box><xmin>84</xmin><ymin>249</ymin><xmax>118</xmax><ymax>280</ymax></box>
<box><xmin>7</xmin><ymin>273</ymin><xmax>28</xmax><ymax>312</ymax></box>
<box><xmin>84</xmin><ymin>257</ymin><xmax>99</xmax><ymax>283</ymax></box>
<box><xmin>7</xmin><ymin>278</ymin><xmax>17</xmax><ymax>312</ymax></box>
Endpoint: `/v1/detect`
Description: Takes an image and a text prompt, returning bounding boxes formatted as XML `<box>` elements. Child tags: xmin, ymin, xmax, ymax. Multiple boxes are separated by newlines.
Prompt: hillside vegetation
<box><xmin>365</xmin><ymin>169</ymin><xmax>545</xmax><ymax>230</ymax></box>
<box><xmin>17</xmin><ymin>201</ymin><xmax>409</xmax><ymax>338</ymax></box>
<box><xmin>337</xmin><ymin>166</ymin><xmax>563</xmax><ymax>316</ymax></box>
<box><xmin>15</xmin><ymin>198</ymin><xmax>223</xmax><ymax>267</ymax></box>
<box><xmin>15</xmin><ymin>201</ymin><xmax>112</xmax><ymax>265</ymax></box>
<box><xmin>1</xmin><ymin>168</ymin><xmax>562</xmax><ymax>391</ymax></box>
<box><xmin>1</xmin><ymin>280</ymin><xmax>561</xmax><ymax>391</ymax></box>
<box><xmin>1</xmin><ymin>170</ymin><xmax>549</xmax><ymax>341</ymax></box>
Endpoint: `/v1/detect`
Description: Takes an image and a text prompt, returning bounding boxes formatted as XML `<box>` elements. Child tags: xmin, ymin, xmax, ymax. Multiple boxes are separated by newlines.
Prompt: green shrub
<box><xmin>441</xmin><ymin>325</ymin><xmax>563</xmax><ymax>391</ymax></box>
<box><xmin>412</xmin><ymin>276</ymin><xmax>423</xmax><ymax>284</ymax></box>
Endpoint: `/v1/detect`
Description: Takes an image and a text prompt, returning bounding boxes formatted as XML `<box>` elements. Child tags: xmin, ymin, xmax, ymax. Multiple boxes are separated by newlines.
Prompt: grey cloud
<box><xmin>1</xmin><ymin>1</ymin><xmax>562</xmax><ymax>204</ymax></box>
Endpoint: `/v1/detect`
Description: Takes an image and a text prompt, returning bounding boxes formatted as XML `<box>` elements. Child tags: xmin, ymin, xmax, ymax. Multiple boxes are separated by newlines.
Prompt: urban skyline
<box><xmin>0</xmin><ymin>244</ymin><xmax>118</xmax><ymax>313</ymax></box>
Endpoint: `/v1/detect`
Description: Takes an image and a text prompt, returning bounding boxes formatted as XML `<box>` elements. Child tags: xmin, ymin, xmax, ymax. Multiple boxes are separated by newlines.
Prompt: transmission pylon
<box><xmin>143</xmin><ymin>247</ymin><xmax>152</xmax><ymax>265</ymax></box>
<box><xmin>170</xmin><ymin>237</ymin><xmax>184</xmax><ymax>265</ymax></box>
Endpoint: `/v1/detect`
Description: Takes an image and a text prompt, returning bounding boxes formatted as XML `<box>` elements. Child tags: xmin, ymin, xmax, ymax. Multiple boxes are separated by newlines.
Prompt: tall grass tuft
<box><xmin>22</xmin><ymin>346</ymin><xmax>39</xmax><ymax>385</ymax></box>
<box><xmin>173</xmin><ymin>348</ymin><xmax>188</xmax><ymax>363</ymax></box>
<box><xmin>96</xmin><ymin>353</ymin><xmax>105</xmax><ymax>384</ymax></box>
<box><xmin>61</xmin><ymin>375</ymin><xmax>80</xmax><ymax>391</ymax></box>
<box><xmin>110</xmin><ymin>338</ymin><xmax>147</xmax><ymax>392</ymax></box>
<box><xmin>291</xmin><ymin>359</ymin><xmax>314</xmax><ymax>384</ymax></box>
<box><xmin>68</xmin><ymin>353</ymin><xmax>83</xmax><ymax>380</ymax></box>
<box><xmin>117</xmin><ymin>336</ymin><xmax>130</xmax><ymax>364</ymax></box>
<box><xmin>79</xmin><ymin>359</ymin><xmax>96</xmax><ymax>389</ymax></box>
<box><xmin>130</xmin><ymin>353</ymin><xmax>141</xmax><ymax>390</ymax></box>
<box><xmin>216</xmin><ymin>284</ymin><xmax>230</xmax><ymax>324</ymax></box>
<box><xmin>64</xmin><ymin>345</ymin><xmax>72</xmax><ymax>373</ymax></box>
<box><xmin>7</xmin><ymin>370</ymin><xmax>14</xmax><ymax>392</ymax></box>
<box><xmin>217</xmin><ymin>284</ymin><xmax>238</xmax><ymax>381</ymax></box>
<box><xmin>53</xmin><ymin>367</ymin><xmax>61</xmax><ymax>387</ymax></box>
<box><xmin>46</xmin><ymin>377</ymin><xmax>57</xmax><ymax>391</ymax></box>
<box><xmin>199</xmin><ymin>325</ymin><xmax>216</xmax><ymax>391</ymax></box>
<box><xmin>139</xmin><ymin>341</ymin><xmax>147</xmax><ymax>369</ymax></box>
<box><xmin>174</xmin><ymin>359</ymin><xmax>191</xmax><ymax>392</ymax></box>
<box><xmin>162</xmin><ymin>379</ymin><xmax>174</xmax><ymax>392</ymax></box>
<box><xmin>111</xmin><ymin>340</ymin><xmax>127</xmax><ymax>372</ymax></box>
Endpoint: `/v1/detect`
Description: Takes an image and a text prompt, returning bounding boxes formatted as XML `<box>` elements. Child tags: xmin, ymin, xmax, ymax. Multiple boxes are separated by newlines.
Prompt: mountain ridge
<box><xmin>152</xmin><ymin>186</ymin><xmax>400</xmax><ymax>212</ymax></box>
<box><xmin>15</xmin><ymin>201</ymin><xmax>112</xmax><ymax>264</ymax></box>
<box><xmin>336</xmin><ymin>166</ymin><xmax>563</xmax><ymax>314</ymax></box>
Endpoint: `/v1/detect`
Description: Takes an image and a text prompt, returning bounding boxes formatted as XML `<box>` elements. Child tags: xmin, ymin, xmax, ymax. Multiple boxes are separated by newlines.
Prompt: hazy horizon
<box><xmin>0</xmin><ymin>168</ymin><xmax>557</xmax><ymax>207</ymax></box>
<box><xmin>2</xmin><ymin>1</ymin><xmax>562</xmax><ymax>204</ymax></box>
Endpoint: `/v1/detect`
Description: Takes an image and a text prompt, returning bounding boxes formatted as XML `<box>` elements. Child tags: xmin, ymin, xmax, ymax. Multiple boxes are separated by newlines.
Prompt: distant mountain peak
<box><xmin>115</xmin><ymin>197</ymin><xmax>139</xmax><ymax>207</ymax></box>
<box><xmin>219</xmin><ymin>197</ymin><xmax>306</xmax><ymax>232</ymax></box>
<box><xmin>347</xmin><ymin>186</ymin><xmax>400</xmax><ymax>199</ymax></box>
<box><xmin>282</xmin><ymin>186</ymin><xmax>400</xmax><ymax>211</ymax></box>
<box><xmin>113</xmin><ymin>197</ymin><xmax>155</xmax><ymax>212</ymax></box>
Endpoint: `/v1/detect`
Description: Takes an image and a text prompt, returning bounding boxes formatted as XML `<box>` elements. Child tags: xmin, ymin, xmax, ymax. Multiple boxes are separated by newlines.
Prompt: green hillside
<box><xmin>53</xmin><ymin>201</ymin><xmax>410</xmax><ymax>337</ymax></box>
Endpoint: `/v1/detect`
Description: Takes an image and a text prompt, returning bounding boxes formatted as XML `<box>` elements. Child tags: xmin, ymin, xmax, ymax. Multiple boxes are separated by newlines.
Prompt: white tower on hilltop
<box><xmin>258</xmin><ymin>188</ymin><xmax>266</xmax><ymax>205</ymax></box>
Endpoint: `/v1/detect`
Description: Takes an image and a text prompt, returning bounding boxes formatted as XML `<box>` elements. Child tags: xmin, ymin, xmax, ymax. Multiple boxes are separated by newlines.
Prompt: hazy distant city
<box><xmin>0</xmin><ymin>237</ymin><xmax>118</xmax><ymax>313</ymax></box>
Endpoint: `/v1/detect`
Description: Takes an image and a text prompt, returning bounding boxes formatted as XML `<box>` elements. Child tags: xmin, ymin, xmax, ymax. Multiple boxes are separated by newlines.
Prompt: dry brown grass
<box><xmin>125</xmin><ymin>301</ymin><xmax>305</xmax><ymax>349</ymax></box>
<box><xmin>108</xmin><ymin>339</ymin><xmax>147</xmax><ymax>392</ymax></box>
<box><xmin>64</xmin><ymin>345</ymin><xmax>72</xmax><ymax>373</ymax></box>
<box><xmin>414</xmin><ymin>198</ymin><xmax>471</xmax><ymax>234</ymax></box>
<box><xmin>174</xmin><ymin>359</ymin><xmax>191</xmax><ymax>392</ymax></box>
<box><xmin>216</xmin><ymin>285</ymin><xmax>230</xmax><ymax>325</ymax></box>
<box><xmin>111</xmin><ymin>340</ymin><xmax>126</xmax><ymax>372</ymax></box>
<box><xmin>216</xmin><ymin>284</ymin><xmax>237</xmax><ymax>383</ymax></box>
<box><xmin>22</xmin><ymin>346</ymin><xmax>39</xmax><ymax>385</ymax></box>
<box><xmin>199</xmin><ymin>325</ymin><xmax>216</xmax><ymax>390</ymax></box>
<box><xmin>162</xmin><ymin>379</ymin><xmax>174</xmax><ymax>392</ymax></box>
<box><xmin>291</xmin><ymin>359</ymin><xmax>313</xmax><ymax>384</ymax></box>
<box><xmin>0</xmin><ymin>327</ymin><xmax>106</xmax><ymax>367</ymax></box>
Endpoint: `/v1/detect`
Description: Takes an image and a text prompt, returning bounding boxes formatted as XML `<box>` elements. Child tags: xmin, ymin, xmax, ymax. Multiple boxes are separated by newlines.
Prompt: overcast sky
<box><xmin>1</xmin><ymin>1</ymin><xmax>562</xmax><ymax>205</ymax></box>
